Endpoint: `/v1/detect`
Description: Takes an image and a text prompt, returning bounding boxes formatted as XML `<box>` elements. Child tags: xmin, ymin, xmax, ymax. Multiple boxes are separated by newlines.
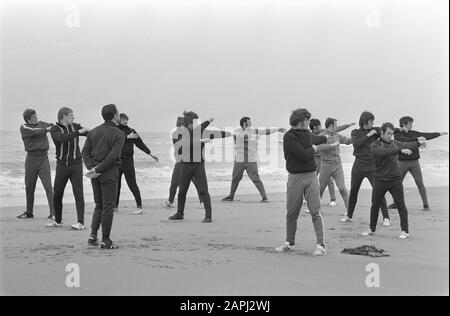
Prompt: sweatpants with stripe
<box><xmin>53</xmin><ymin>162</ymin><xmax>84</xmax><ymax>224</ymax></box>
<box><xmin>318</xmin><ymin>161</ymin><xmax>349</xmax><ymax>210</ymax></box>
<box><xmin>228</xmin><ymin>162</ymin><xmax>268</xmax><ymax>200</ymax></box>
<box><xmin>25</xmin><ymin>153</ymin><xmax>55</xmax><ymax>216</ymax></box>
<box><xmin>286</xmin><ymin>172</ymin><xmax>324</xmax><ymax>246</ymax></box>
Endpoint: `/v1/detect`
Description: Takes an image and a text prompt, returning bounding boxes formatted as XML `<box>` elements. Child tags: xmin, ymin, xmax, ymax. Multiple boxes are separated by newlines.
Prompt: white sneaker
<box><xmin>313</xmin><ymin>244</ymin><xmax>327</xmax><ymax>256</ymax></box>
<box><xmin>71</xmin><ymin>223</ymin><xmax>85</xmax><ymax>230</ymax></box>
<box><xmin>164</xmin><ymin>201</ymin><xmax>174</xmax><ymax>208</ymax></box>
<box><xmin>361</xmin><ymin>230</ymin><xmax>376</xmax><ymax>237</ymax></box>
<box><xmin>113</xmin><ymin>207</ymin><xmax>119</xmax><ymax>213</ymax></box>
<box><xmin>133</xmin><ymin>208</ymin><xmax>144</xmax><ymax>215</ymax></box>
<box><xmin>383</xmin><ymin>218</ymin><xmax>391</xmax><ymax>227</ymax></box>
<box><xmin>328</xmin><ymin>201</ymin><xmax>337</xmax><ymax>207</ymax></box>
<box><xmin>304</xmin><ymin>207</ymin><xmax>310</xmax><ymax>214</ymax></box>
<box><xmin>398</xmin><ymin>231</ymin><xmax>410</xmax><ymax>239</ymax></box>
<box><xmin>45</xmin><ymin>221</ymin><xmax>64</xmax><ymax>228</ymax></box>
<box><xmin>340</xmin><ymin>215</ymin><xmax>352</xmax><ymax>223</ymax></box>
<box><xmin>275</xmin><ymin>242</ymin><xmax>295</xmax><ymax>253</ymax></box>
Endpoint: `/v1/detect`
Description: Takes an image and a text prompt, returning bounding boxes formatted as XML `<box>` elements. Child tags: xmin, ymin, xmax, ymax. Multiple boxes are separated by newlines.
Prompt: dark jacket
<box><xmin>117</xmin><ymin>125</ymin><xmax>151</xmax><ymax>160</ymax></box>
<box><xmin>20</xmin><ymin>121</ymin><xmax>53</xmax><ymax>156</ymax></box>
<box><xmin>370</xmin><ymin>138</ymin><xmax>419</xmax><ymax>182</ymax></box>
<box><xmin>174</xmin><ymin>121</ymin><xmax>231</xmax><ymax>163</ymax></box>
<box><xmin>50</xmin><ymin>122</ymin><xmax>88</xmax><ymax>165</ymax></box>
<box><xmin>82</xmin><ymin>121</ymin><xmax>126</xmax><ymax>173</ymax></box>
<box><xmin>351</xmin><ymin>128</ymin><xmax>382</xmax><ymax>164</ymax></box>
<box><xmin>394</xmin><ymin>130</ymin><xmax>440</xmax><ymax>161</ymax></box>
<box><xmin>283</xmin><ymin>128</ymin><xmax>327</xmax><ymax>174</ymax></box>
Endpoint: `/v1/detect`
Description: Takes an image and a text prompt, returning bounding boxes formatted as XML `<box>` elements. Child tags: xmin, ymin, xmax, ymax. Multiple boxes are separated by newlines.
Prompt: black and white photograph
<box><xmin>0</xmin><ymin>0</ymin><xmax>448</xmax><ymax>300</ymax></box>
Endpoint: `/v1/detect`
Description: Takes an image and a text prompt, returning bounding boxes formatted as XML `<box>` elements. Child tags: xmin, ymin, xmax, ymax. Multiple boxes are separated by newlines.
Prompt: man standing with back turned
<box><xmin>82</xmin><ymin>104</ymin><xmax>125</xmax><ymax>250</ymax></box>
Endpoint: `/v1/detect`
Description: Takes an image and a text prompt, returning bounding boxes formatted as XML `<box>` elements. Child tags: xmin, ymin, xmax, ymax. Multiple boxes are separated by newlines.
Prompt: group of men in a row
<box><xmin>18</xmin><ymin>104</ymin><xmax>447</xmax><ymax>252</ymax></box>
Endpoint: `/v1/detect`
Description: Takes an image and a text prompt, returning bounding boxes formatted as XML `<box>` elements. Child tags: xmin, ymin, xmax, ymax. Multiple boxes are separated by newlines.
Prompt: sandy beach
<box><xmin>0</xmin><ymin>186</ymin><xmax>448</xmax><ymax>296</ymax></box>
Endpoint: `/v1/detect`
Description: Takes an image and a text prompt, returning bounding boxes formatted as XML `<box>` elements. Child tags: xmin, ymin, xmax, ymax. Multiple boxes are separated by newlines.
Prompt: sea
<box><xmin>0</xmin><ymin>130</ymin><xmax>448</xmax><ymax>208</ymax></box>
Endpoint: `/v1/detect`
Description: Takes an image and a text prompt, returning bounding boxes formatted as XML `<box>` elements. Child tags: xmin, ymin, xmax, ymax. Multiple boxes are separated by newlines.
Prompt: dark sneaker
<box><xmin>388</xmin><ymin>203</ymin><xmax>397</xmax><ymax>209</ymax></box>
<box><xmin>17</xmin><ymin>212</ymin><xmax>33</xmax><ymax>219</ymax></box>
<box><xmin>421</xmin><ymin>207</ymin><xmax>431</xmax><ymax>212</ymax></box>
<box><xmin>221</xmin><ymin>196</ymin><xmax>234</xmax><ymax>202</ymax></box>
<box><xmin>88</xmin><ymin>237</ymin><xmax>99</xmax><ymax>247</ymax></box>
<box><xmin>169</xmin><ymin>213</ymin><xmax>184</xmax><ymax>220</ymax></box>
<box><xmin>202</xmin><ymin>217</ymin><xmax>212</xmax><ymax>223</ymax></box>
<box><xmin>101</xmin><ymin>240</ymin><xmax>119</xmax><ymax>250</ymax></box>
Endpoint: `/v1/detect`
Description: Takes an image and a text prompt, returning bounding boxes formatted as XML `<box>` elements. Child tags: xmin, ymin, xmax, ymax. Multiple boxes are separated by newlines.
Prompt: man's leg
<box><xmin>115</xmin><ymin>167</ymin><xmax>124</xmax><ymax>208</ymax></box>
<box><xmin>286</xmin><ymin>174</ymin><xmax>305</xmax><ymax>245</ymax></box>
<box><xmin>347</xmin><ymin>160</ymin><xmax>366</xmax><ymax>218</ymax></box>
<box><xmin>70</xmin><ymin>163</ymin><xmax>85</xmax><ymax>225</ymax></box>
<box><xmin>38</xmin><ymin>156</ymin><xmax>55</xmax><ymax>216</ymax></box>
<box><xmin>390</xmin><ymin>161</ymin><xmax>410</xmax><ymax>208</ymax></box>
<box><xmin>388</xmin><ymin>181</ymin><xmax>409</xmax><ymax>233</ymax></box>
<box><xmin>332</xmin><ymin>164</ymin><xmax>349</xmax><ymax>211</ymax></box>
<box><xmin>53</xmin><ymin>164</ymin><xmax>70</xmax><ymax>224</ymax></box>
<box><xmin>409</xmin><ymin>160</ymin><xmax>429</xmax><ymax>208</ymax></box>
<box><xmin>369</xmin><ymin>181</ymin><xmax>389</xmax><ymax>233</ymax></box>
<box><xmin>122</xmin><ymin>158</ymin><xmax>143</xmax><ymax>208</ymax></box>
<box><xmin>168</xmin><ymin>162</ymin><xmax>181</xmax><ymax>204</ymax></box>
<box><xmin>246</xmin><ymin>162</ymin><xmax>268</xmax><ymax>200</ymax></box>
<box><xmin>90</xmin><ymin>178</ymin><xmax>103</xmax><ymax>238</ymax></box>
<box><xmin>318</xmin><ymin>162</ymin><xmax>334</xmax><ymax>198</ymax></box>
<box><xmin>304</xmin><ymin>173</ymin><xmax>325</xmax><ymax>246</ymax></box>
<box><xmin>24</xmin><ymin>155</ymin><xmax>39</xmax><ymax>215</ymax></box>
<box><xmin>177</xmin><ymin>163</ymin><xmax>194</xmax><ymax>216</ymax></box>
<box><xmin>191</xmin><ymin>174</ymin><xmax>204</xmax><ymax>204</ymax></box>
<box><xmin>100</xmin><ymin>167</ymin><xmax>119</xmax><ymax>242</ymax></box>
<box><xmin>192</xmin><ymin>163</ymin><xmax>212</xmax><ymax>219</ymax></box>
<box><xmin>367</xmin><ymin>170</ymin><xmax>390</xmax><ymax>220</ymax></box>
<box><xmin>228</xmin><ymin>162</ymin><xmax>245</xmax><ymax>199</ymax></box>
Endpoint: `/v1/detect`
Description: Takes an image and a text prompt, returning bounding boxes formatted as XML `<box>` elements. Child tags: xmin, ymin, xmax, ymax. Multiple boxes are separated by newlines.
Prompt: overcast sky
<box><xmin>1</xmin><ymin>0</ymin><xmax>448</xmax><ymax>133</ymax></box>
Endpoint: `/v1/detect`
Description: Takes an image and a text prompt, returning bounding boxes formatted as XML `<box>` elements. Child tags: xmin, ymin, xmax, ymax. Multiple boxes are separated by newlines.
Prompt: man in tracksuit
<box><xmin>343</xmin><ymin>111</ymin><xmax>391</xmax><ymax>224</ymax></box>
<box><xmin>362</xmin><ymin>122</ymin><xmax>423</xmax><ymax>239</ymax></box>
<box><xmin>316</xmin><ymin>118</ymin><xmax>353</xmax><ymax>212</ymax></box>
<box><xmin>45</xmin><ymin>107</ymin><xmax>89</xmax><ymax>230</ymax></box>
<box><xmin>222</xmin><ymin>117</ymin><xmax>286</xmax><ymax>203</ymax></box>
<box><xmin>168</xmin><ymin>111</ymin><xmax>232</xmax><ymax>223</ymax></box>
<box><xmin>275</xmin><ymin>108</ymin><xmax>328</xmax><ymax>256</ymax></box>
<box><xmin>309</xmin><ymin>119</ymin><xmax>355</xmax><ymax>207</ymax></box>
<box><xmin>388</xmin><ymin>116</ymin><xmax>448</xmax><ymax>212</ymax></box>
<box><xmin>165</xmin><ymin>116</ymin><xmax>205</xmax><ymax>209</ymax></box>
<box><xmin>18</xmin><ymin>109</ymin><xmax>55</xmax><ymax>220</ymax></box>
<box><xmin>82</xmin><ymin>104</ymin><xmax>125</xmax><ymax>250</ymax></box>
<box><xmin>116</xmin><ymin>113</ymin><xmax>159</xmax><ymax>215</ymax></box>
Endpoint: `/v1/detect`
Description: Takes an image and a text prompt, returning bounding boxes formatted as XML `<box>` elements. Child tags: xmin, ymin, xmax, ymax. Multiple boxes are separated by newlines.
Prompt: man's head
<box><xmin>381</xmin><ymin>122</ymin><xmax>396</xmax><ymax>142</ymax></box>
<box><xmin>325</xmin><ymin>117</ymin><xmax>337</xmax><ymax>130</ymax></box>
<box><xmin>183</xmin><ymin>111</ymin><xmax>199</xmax><ymax>129</ymax></box>
<box><xmin>359</xmin><ymin>111</ymin><xmax>375</xmax><ymax>129</ymax></box>
<box><xmin>309</xmin><ymin>119</ymin><xmax>321</xmax><ymax>133</ymax></box>
<box><xmin>23</xmin><ymin>109</ymin><xmax>38</xmax><ymax>125</ymax></box>
<box><xmin>399</xmin><ymin>116</ymin><xmax>414</xmax><ymax>131</ymax></box>
<box><xmin>290</xmin><ymin>108</ymin><xmax>311</xmax><ymax>129</ymax></box>
<box><xmin>240</xmin><ymin>117</ymin><xmax>252</xmax><ymax>129</ymax></box>
<box><xmin>57</xmin><ymin>107</ymin><xmax>75</xmax><ymax>125</ymax></box>
<box><xmin>176</xmin><ymin>116</ymin><xmax>185</xmax><ymax>127</ymax></box>
<box><xmin>120</xmin><ymin>113</ymin><xmax>129</xmax><ymax>126</ymax></box>
<box><xmin>101</xmin><ymin>104</ymin><xmax>120</xmax><ymax>123</ymax></box>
